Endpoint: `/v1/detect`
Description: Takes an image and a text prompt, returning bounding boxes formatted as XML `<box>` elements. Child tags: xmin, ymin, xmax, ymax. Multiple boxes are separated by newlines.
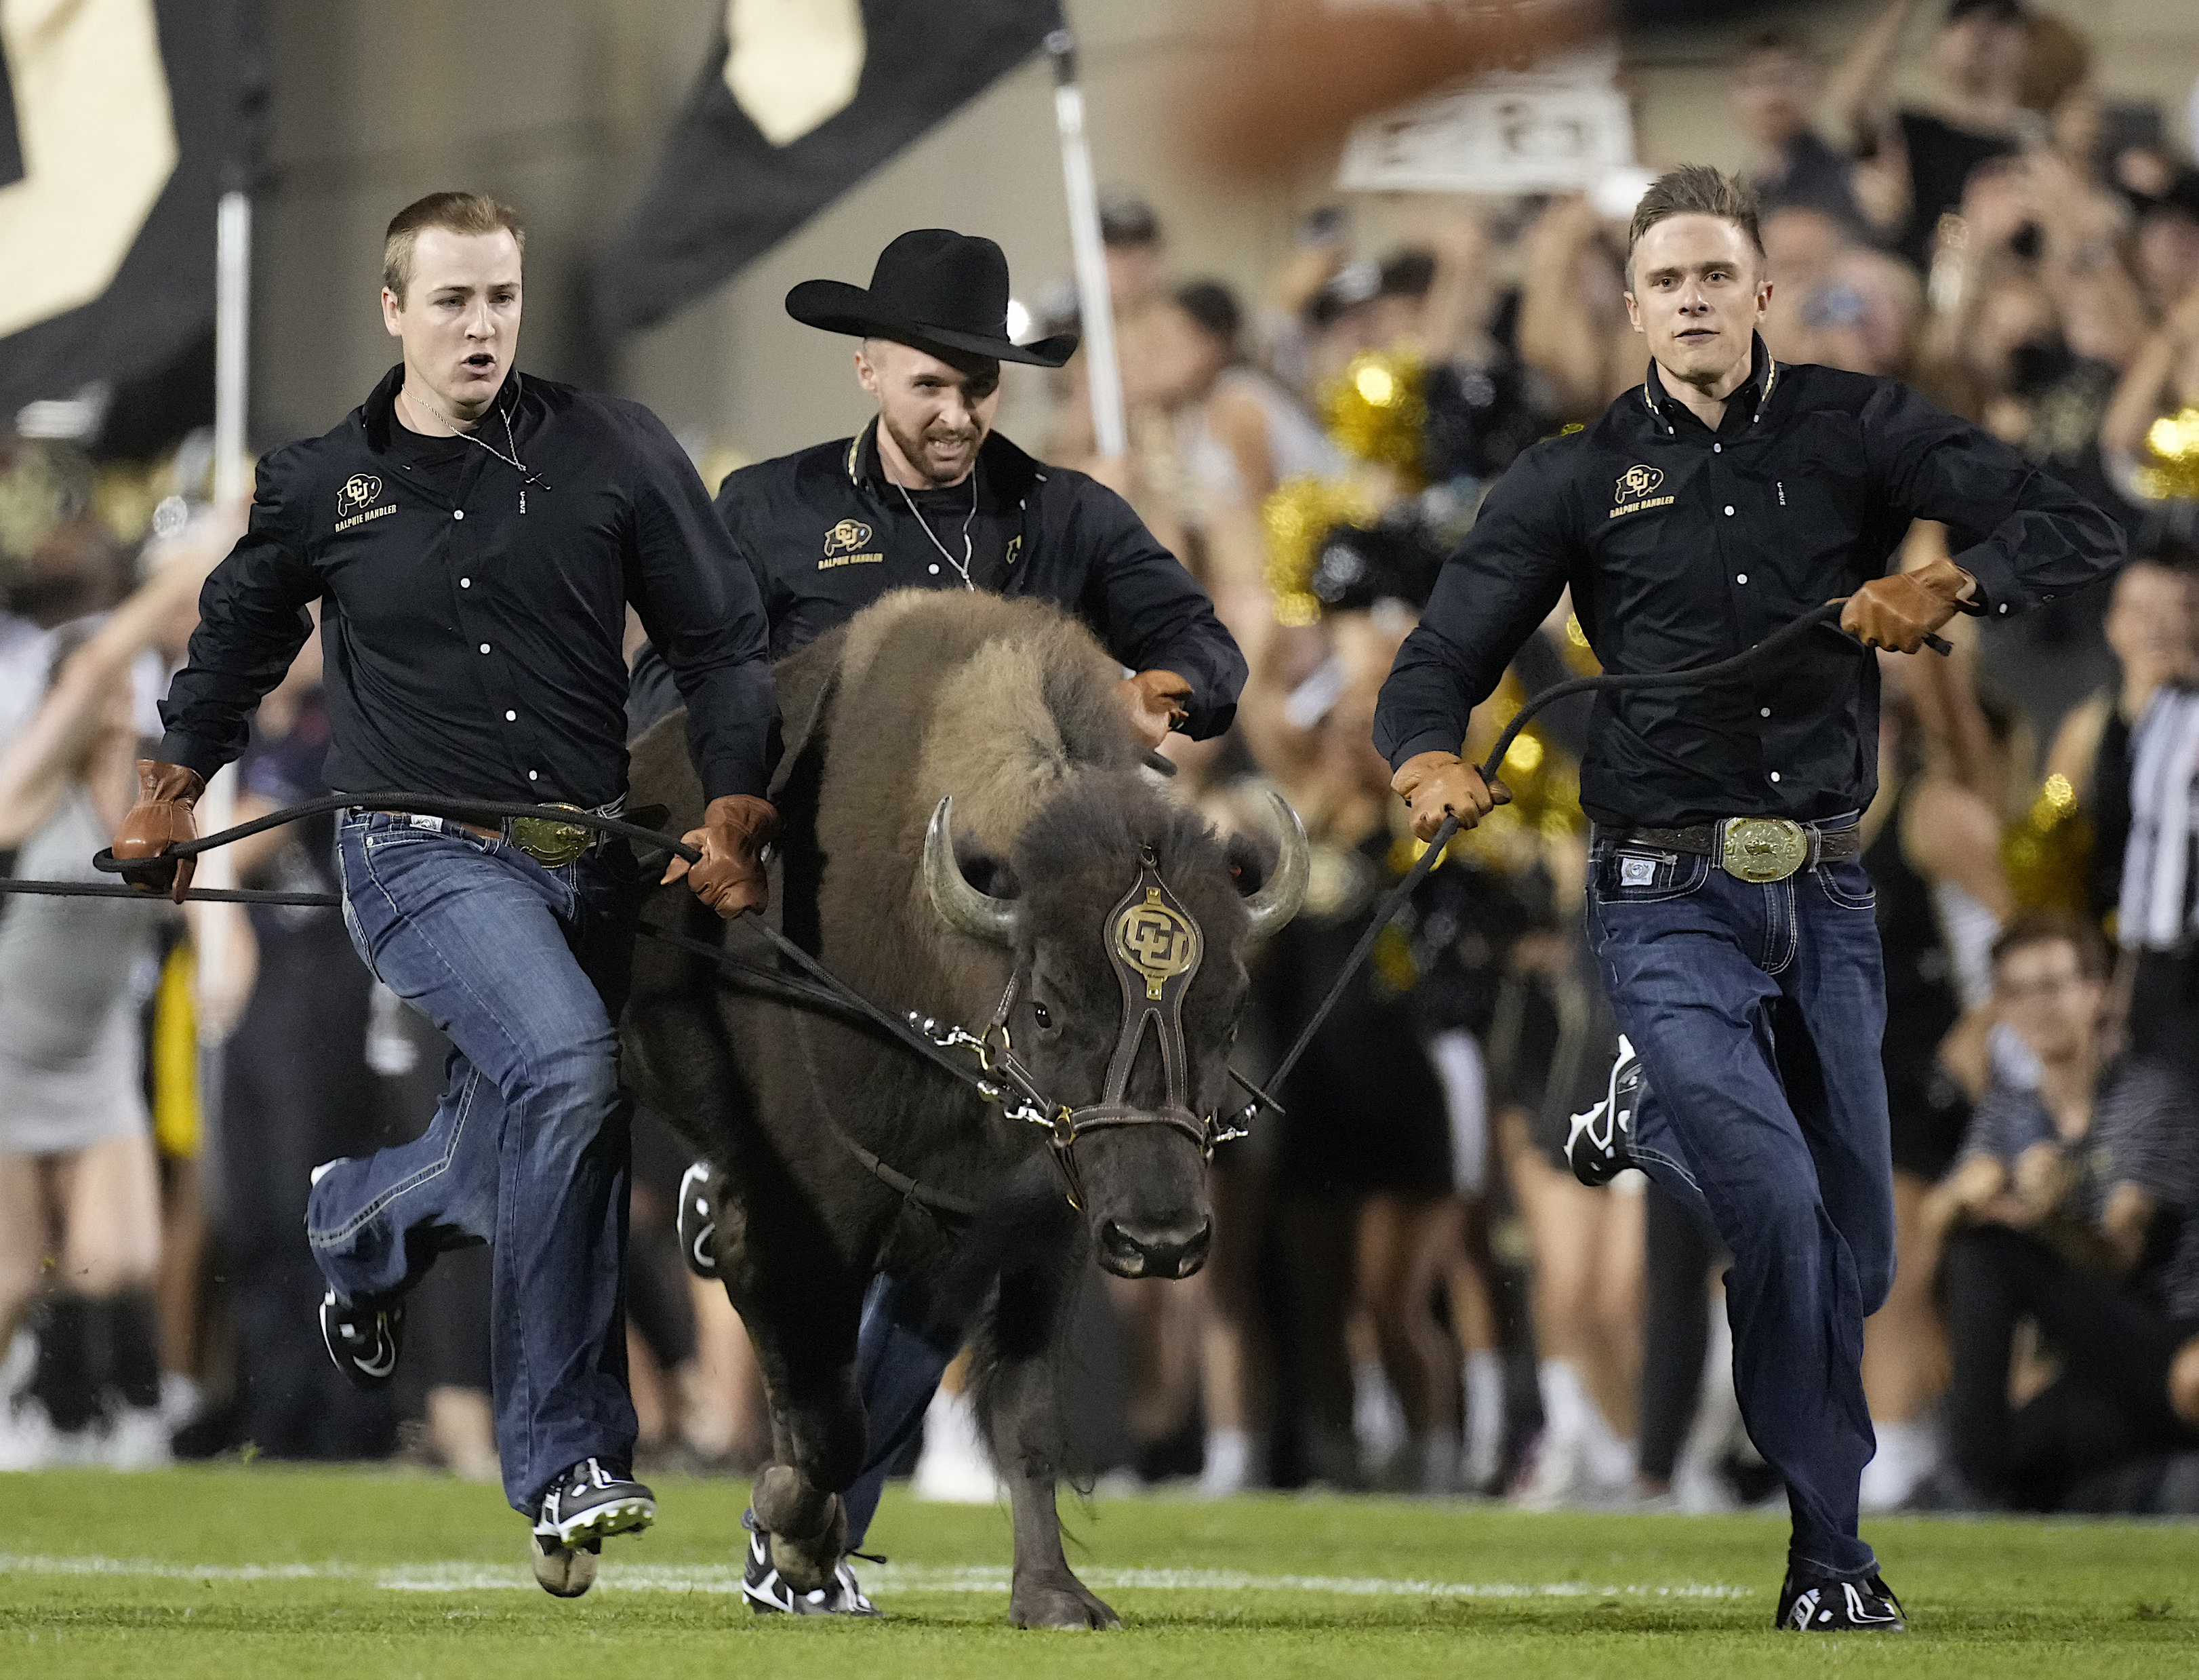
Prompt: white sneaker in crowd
<box><xmin>1859</xmin><ymin>1416</ymin><xmax>1945</xmax><ymax>1513</ymax></box>
<box><xmin>910</xmin><ymin>1386</ymin><xmax>1002</xmax><ymax>1503</ymax></box>
<box><xmin>104</xmin><ymin>1405</ymin><xmax>174</xmax><ymax>1471</ymax></box>
<box><xmin>1198</xmin><ymin>1427</ymin><xmax>1253</xmax><ymax>1498</ymax></box>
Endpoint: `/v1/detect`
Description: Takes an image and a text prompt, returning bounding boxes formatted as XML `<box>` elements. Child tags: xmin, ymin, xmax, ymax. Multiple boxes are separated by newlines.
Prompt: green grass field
<box><xmin>1</xmin><ymin>1468</ymin><xmax>2194</xmax><ymax>1679</ymax></box>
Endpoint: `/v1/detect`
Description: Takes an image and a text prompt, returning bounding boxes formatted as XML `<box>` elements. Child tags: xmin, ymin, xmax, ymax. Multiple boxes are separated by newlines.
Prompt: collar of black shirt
<box><xmin>360</xmin><ymin>361</ymin><xmax>531</xmax><ymax>456</ymax></box>
<box><xmin>845</xmin><ymin>417</ymin><xmax>1043</xmax><ymax>506</ymax></box>
<box><xmin>1640</xmin><ymin>331</ymin><xmax>1779</xmax><ymax>440</ymax></box>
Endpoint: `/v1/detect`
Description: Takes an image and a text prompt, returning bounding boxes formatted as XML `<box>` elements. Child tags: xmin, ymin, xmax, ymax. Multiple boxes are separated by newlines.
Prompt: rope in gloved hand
<box><xmin>1228</xmin><ymin>599</ymin><xmax>1947</xmax><ymax>1129</ymax></box>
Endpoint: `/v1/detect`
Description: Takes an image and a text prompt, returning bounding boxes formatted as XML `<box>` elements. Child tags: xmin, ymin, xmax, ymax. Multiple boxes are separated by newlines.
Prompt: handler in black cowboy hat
<box><xmin>638</xmin><ymin>227</ymin><xmax>1247</xmax><ymax>1616</ymax></box>
<box><xmin>632</xmin><ymin>228</ymin><xmax>1244</xmax><ymax>748</ymax></box>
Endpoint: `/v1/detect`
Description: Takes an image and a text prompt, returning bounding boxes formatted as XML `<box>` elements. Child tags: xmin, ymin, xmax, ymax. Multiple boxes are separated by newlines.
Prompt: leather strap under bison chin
<box><xmin>1026</xmin><ymin>847</ymin><xmax>1213</xmax><ymax>1209</ymax></box>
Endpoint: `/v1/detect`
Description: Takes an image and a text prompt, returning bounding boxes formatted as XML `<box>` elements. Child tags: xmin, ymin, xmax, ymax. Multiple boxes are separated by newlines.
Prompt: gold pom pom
<box><xmin>2002</xmin><ymin>772</ymin><xmax>2093</xmax><ymax>915</ymax></box>
<box><xmin>2134</xmin><ymin>406</ymin><xmax>2199</xmax><ymax>502</ymax></box>
<box><xmin>1322</xmin><ymin>351</ymin><xmax>1428</xmax><ymax>484</ymax></box>
<box><xmin>1259</xmin><ymin>474</ymin><xmax>1380</xmax><ymax>625</ymax></box>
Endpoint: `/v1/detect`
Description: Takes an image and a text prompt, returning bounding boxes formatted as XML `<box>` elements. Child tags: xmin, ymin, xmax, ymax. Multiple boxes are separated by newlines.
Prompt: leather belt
<box><xmin>1596</xmin><ymin>816</ymin><xmax>1861</xmax><ymax>884</ymax></box>
<box><xmin>355</xmin><ymin>801</ymin><xmax>622</xmax><ymax>869</ymax></box>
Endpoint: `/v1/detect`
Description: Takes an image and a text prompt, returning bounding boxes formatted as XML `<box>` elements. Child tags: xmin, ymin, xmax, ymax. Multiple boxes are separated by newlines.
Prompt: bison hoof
<box><xmin>1009</xmin><ymin>1573</ymin><xmax>1121</xmax><ymax>1630</ymax></box>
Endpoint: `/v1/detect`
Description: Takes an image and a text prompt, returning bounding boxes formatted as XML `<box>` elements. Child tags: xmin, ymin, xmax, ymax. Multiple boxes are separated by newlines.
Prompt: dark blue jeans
<box><xmin>306</xmin><ymin>811</ymin><xmax>641</xmax><ymax>1515</ymax></box>
<box><xmin>1586</xmin><ymin>829</ymin><xmax>1893</xmax><ymax>1580</ymax></box>
<box><xmin>843</xmin><ymin>1276</ymin><xmax>959</xmax><ymax>1549</ymax></box>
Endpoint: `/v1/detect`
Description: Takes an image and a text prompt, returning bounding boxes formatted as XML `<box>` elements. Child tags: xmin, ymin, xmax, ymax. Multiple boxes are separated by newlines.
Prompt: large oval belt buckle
<box><xmin>510</xmin><ymin>803</ymin><xmax>590</xmax><ymax>868</ymax></box>
<box><xmin>1720</xmin><ymin>816</ymin><xmax>1807</xmax><ymax>883</ymax></box>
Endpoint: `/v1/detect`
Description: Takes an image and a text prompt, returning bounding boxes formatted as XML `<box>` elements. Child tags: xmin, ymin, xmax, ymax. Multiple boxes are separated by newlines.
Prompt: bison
<box><xmin>622</xmin><ymin>590</ymin><xmax>1305</xmax><ymax>1628</ymax></box>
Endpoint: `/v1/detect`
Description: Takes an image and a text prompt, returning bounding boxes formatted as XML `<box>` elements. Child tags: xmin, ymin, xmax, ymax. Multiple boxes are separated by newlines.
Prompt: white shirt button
<box><xmin>479</xmin><ymin>643</ymin><xmax>491</xmax><ymax>654</ymax></box>
<box><xmin>1713</xmin><ymin>443</ymin><xmax>1722</xmax><ymax>453</ymax></box>
<box><xmin>453</xmin><ymin>509</ymin><xmax>464</xmax><ymax>521</ymax></box>
<box><xmin>1723</xmin><ymin>504</ymin><xmax>1735</xmax><ymax>517</ymax></box>
<box><xmin>505</xmin><ymin>710</ymin><xmax>517</xmax><ymax>722</ymax></box>
<box><xmin>1769</xmin><ymin>771</ymin><xmax>1782</xmax><ymax>783</ymax></box>
<box><xmin>928</xmin><ymin>563</ymin><xmax>940</xmax><ymax>575</ymax></box>
<box><xmin>1998</xmin><ymin>603</ymin><xmax>2009</xmax><ymax>614</ymax></box>
<box><xmin>527</xmin><ymin>770</ymin><xmax>538</xmax><ymax>781</ymax></box>
<box><xmin>1760</xmin><ymin>707</ymin><xmax>1772</xmax><ymax>718</ymax></box>
<box><xmin>1736</xmin><ymin>573</ymin><xmax>1748</xmax><ymax>584</ymax></box>
<box><xmin>460</xmin><ymin>578</ymin><xmax>471</xmax><ymax>588</ymax></box>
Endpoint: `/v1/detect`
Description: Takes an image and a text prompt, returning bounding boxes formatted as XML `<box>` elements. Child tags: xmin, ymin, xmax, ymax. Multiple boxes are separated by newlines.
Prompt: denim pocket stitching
<box><xmin>1815</xmin><ymin>861</ymin><xmax>1876</xmax><ymax>911</ymax></box>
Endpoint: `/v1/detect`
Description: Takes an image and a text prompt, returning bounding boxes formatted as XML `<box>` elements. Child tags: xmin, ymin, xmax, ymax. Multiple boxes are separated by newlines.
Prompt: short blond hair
<box><xmin>382</xmin><ymin>191</ymin><xmax>525</xmax><ymax>304</ymax></box>
<box><xmin>1626</xmin><ymin>165</ymin><xmax>1762</xmax><ymax>283</ymax></box>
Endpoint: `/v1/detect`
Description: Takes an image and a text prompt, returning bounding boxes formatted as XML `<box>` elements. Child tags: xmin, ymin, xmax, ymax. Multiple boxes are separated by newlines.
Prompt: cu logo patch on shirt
<box><xmin>1609</xmin><ymin>463</ymin><xmax>1674</xmax><ymax>521</ymax></box>
<box><xmin>822</xmin><ymin>519</ymin><xmax>872</xmax><ymax>557</ymax></box>
<box><xmin>334</xmin><ymin>475</ymin><xmax>395</xmax><ymax>532</ymax></box>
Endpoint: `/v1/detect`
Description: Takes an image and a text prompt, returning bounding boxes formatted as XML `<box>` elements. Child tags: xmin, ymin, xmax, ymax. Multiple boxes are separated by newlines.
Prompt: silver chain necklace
<box><xmin>413</xmin><ymin>375</ymin><xmax>538</xmax><ymax>513</ymax></box>
<box><xmin>894</xmin><ymin>462</ymin><xmax>980</xmax><ymax>591</ymax></box>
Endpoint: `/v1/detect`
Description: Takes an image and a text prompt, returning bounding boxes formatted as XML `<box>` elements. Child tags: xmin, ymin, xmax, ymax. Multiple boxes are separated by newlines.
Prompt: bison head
<box><xmin>923</xmin><ymin>780</ymin><xmax>1307</xmax><ymax>1279</ymax></box>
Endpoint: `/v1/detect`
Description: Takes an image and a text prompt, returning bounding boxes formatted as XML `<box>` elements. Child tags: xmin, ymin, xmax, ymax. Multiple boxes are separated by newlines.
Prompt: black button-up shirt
<box><xmin>1374</xmin><ymin>340</ymin><xmax>2123</xmax><ymax>827</ymax></box>
<box><xmin>712</xmin><ymin>421</ymin><xmax>1247</xmax><ymax>739</ymax></box>
<box><xmin>159</xmin><ymin>366</ymin><xmax>775</xmax><ymax>807</ymax></box>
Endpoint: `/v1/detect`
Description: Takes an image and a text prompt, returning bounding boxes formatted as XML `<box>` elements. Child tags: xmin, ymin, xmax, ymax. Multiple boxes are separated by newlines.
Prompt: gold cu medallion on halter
<box><xmin>1112</xmin><ymin>889</ymin><xmax>1201</xmax><ymax>1001</ymax></box>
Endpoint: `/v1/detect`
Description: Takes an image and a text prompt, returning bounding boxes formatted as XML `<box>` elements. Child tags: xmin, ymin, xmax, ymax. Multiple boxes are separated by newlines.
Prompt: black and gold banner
<box><xmin>0</xmin><ymin>0</ymin><xmax>262</xmax><ymax>420</ymax></box>
<box><xmin>595</xmin><ymin>0</ymin><xmax>1061</xmax><ymax>336</ymax></box>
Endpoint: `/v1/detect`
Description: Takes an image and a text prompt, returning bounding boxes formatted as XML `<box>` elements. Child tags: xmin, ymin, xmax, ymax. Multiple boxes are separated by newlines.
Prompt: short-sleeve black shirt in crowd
<box><xmin>159</xmin><ymin>366</ymin><xmax>775</xmax><ymax>807</ymax></box>
<box><xmin>1373</xmin><ymin>337</ymin><xmax>2124</xmax><ymax>828</ymax></box>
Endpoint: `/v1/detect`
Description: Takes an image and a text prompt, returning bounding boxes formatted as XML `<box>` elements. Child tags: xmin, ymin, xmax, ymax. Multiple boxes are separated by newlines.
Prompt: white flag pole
<box><xmin>1047</xmin><ymin>28</ymin><xmax>1126</xmax><ymax>462</ymax></box>
<box><xmin>194</xmin><ymin>188</ymin><xmax>253</xmax><ymax>1047</ymax></box>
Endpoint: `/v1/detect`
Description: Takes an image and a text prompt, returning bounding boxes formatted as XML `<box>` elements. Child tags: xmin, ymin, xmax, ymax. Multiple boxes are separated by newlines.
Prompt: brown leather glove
<box><xmin>662</xmin><ymin>794</ymin><xmax>778</xmax><ymax>919</ymax></box>
<box><xmin>1390</xmin><ymin>751</ymin><xmax>1511</xmax><ymax>843</ymax></box>
<box><xmin>1838</xmin><ymin>557</ymin><xmax>1975</xmax><ymax>653</ymax></box>
<box><xmin>1117</xmin><ymin>668</ymin><xmax>1193</xmax><ymax>749</ymax></box>
<box><xmin>109</xmin><ymin>759</ymin><xmax>206</xmax><ymax>903</ymax></box>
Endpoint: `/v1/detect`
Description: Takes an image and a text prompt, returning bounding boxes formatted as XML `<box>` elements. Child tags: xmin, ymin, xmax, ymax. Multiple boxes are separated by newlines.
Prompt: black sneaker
<box><xmin>1777</xmin><ymin>1569</ymin><xmax>1907</xmax><ymax>1632</ymax></box>
<box><xmin>740</xmin><ymin>1509</ymin><xmax>879</xmax><ymax>1616</ymax></box>
<box><xmin>677</xmin><ymin>1160</ymin><xmax>719</xmax><ymax>1280</ymax></box>
<box><xmin>1566</xmin><ymin>1035</ymin><xmax>1643</xmax><ymax>1188</ymax></box>
<box><xmin>535</xmin><ymin>1458</ymin><xmax>656</xmax><ymax>1552</ymax></box>
<box><xmin>531</xmin><ymin>1531</ymin><xmax>599</xmax><ymax>1599</ymax></box>
<box><xmin>319</xmin><ymin>1289</ymin><xmax>404</xmax><ymax>1391</ymax></box>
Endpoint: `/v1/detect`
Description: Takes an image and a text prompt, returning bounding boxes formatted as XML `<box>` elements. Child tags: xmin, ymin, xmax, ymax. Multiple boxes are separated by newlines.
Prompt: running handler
<box><xmin>1373</xmin><ymin>166</ymin><xmax>2120</xmax><ymax>1629</ymax></box>
<box><xmin>649</xmin><ymin>227</ymin><xmax>1245</xmax><ymax>1614</ymax></box>
<box><xmin>113</xmin><ymin>193</ymin><xmax>778</xmax><ymax>1593</ymax></box>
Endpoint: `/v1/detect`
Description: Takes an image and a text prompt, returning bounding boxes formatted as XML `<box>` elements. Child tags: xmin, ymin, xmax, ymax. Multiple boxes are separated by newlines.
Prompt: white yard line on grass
<box><xmin>0</xmin><ymin>1553</ymin><xmax>1752</xmax><ymax>1599</ymax></box>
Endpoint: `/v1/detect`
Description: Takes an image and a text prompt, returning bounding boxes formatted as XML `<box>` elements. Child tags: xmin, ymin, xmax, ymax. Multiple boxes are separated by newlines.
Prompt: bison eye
<box><xmin>1031</xmin><ymin>1001</ymin><xmax>1053</xmax><ymax>1030</ymax></box>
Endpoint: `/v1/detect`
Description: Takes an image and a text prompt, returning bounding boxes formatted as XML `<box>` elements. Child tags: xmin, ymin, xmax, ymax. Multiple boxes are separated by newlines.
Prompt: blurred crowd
<box><xmin>5</xmin><ymin>0</ymin><xmax>2199</xmax><ymax>1519</ymax></box>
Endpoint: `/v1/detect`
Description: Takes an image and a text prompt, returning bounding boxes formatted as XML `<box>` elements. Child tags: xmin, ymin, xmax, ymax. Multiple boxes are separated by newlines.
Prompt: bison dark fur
<box><xmin>620</xmin><ymin>592</ymin><xmax>1291</xmax><ymax>1629</ymax></box>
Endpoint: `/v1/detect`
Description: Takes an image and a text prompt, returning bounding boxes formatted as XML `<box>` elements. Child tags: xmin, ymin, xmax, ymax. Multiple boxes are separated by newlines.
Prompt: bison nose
<box><xmin>1098</xmin><ymin>1216</ymin><xmax>1213</xmax><ymax>1280</ymax></box>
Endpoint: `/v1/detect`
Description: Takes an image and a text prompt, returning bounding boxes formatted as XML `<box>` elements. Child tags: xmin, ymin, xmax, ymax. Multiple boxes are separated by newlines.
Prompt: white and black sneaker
<box><xmin>536</xmin><ymin>1458</ymin><xmax>656</xmax><ymax>1555</ymax></box>
<box><xmin>1565</xmin><ymin>1035</ymin><xmax>1644</xmax><ymax>1188</ymax></box>
<box><xmin>319</xmin><ymin>1290</ymin><xmax>404</xmax><ymax>1391</ymax></box>
<box><xmin>1777</xmin><ymin>1568</ymin><xmax>1907</xmax><ymax>1632</ymax></box>
<box><xmin>740</xmin><ymin>1509</ymin><xmax>880</xmax><ymax>1616</ymax></box>
<box><xmin>677</xmin><ymin>1160</ymin><xmax>719</xmax><ymax>1280</ymax></box>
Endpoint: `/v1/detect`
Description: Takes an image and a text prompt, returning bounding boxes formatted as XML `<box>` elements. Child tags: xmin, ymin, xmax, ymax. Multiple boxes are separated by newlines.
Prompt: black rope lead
<box><xmin>1236</xmin><ymin>601</ymin><xmax>1948</xmax><ymax>1128</ymax></box>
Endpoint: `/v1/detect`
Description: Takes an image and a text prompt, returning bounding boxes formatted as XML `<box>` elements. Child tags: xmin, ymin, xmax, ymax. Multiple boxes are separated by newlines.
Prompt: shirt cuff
<box><xmin>1386</xmin><ymin>729</ymin><xmax>1467</xmax><ymax>775</ymax></box>
<box><xmin>155</xmin><ymin>731</ymin><xmax>233</xmax><ymax>782</ymax></box>
<box><xmin>1948</xmin><ymin>542</ymin><xmax>2023</xmax><ymax>622</ymax></box>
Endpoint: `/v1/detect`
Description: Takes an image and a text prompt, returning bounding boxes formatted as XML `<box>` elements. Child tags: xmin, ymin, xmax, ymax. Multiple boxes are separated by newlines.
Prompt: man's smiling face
<box><xmin>1624</xmin><ymin>213</ymin><xmax>1771</xmax><ymax>393</ymax></box>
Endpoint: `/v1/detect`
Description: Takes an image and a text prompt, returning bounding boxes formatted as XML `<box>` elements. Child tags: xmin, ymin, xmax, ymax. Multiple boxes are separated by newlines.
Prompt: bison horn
<box><xmin>923</xmin><ymin>796</ymin><xmax>1017</xmax><ymax>946</ymax></box>
<box><xmin>1243</xmin><ymin>789</ymin><xmax>1310</xmax><ymax>942</ymax></box>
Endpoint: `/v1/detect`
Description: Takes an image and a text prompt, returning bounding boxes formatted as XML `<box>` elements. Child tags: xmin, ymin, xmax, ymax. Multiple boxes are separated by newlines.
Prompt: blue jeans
<box><xmin>306</xmin><ymin>811</ymin><xmax>641</xmax><ymax>1515</ymax></box>
<box><xmin>843</xmin><ymin>1276</ymin><xmax>959</xmax><ymax>1550</ymax></box>
<box><xmin>1585</xmin><ymin>828</ymin><xmax>1893</xmax><ymax>1580</ymax></box>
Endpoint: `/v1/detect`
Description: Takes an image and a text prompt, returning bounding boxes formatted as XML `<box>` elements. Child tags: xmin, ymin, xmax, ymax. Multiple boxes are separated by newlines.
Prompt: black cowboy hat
<box><xmin>785</xmin><ymin>228</ymin><xmax>1078</xmax><ymax>368</ymax></box>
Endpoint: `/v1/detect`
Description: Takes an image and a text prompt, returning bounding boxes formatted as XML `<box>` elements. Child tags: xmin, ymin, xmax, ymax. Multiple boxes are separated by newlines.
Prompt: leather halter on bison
<box><xmin>623</xmin><ymin>591</ymin><xmax>1306</xmax><ymax>1628</ymax></box>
